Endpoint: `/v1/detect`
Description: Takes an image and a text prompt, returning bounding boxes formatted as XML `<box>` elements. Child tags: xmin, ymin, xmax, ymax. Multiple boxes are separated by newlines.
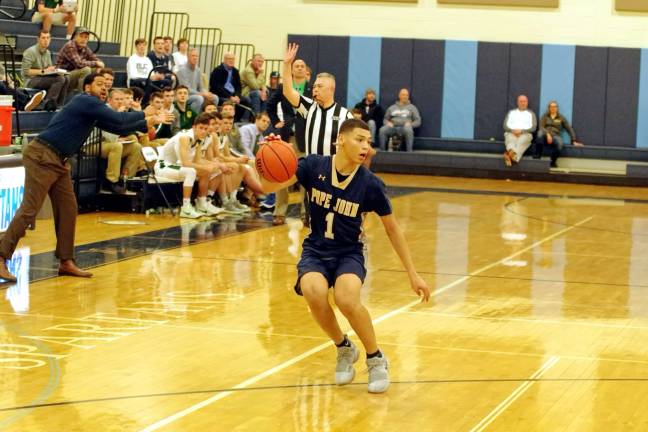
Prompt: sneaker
<box><xmin>180</xmin><ymin>204</ymin><xmax>201</xmax><ymax>219</ymax></box>
<box><xmin>335</xmin><ymin>339</ymin><xmax>359</xmax><ymax>385</ymax></box>
<box><xmin>232</xmin><ymin>200</ymin><xmax>250</xmax><ymax>212</ymax></box>
<box><xmin>25</xmin><ymin>90</ymin><xmax>46</xmax><ymax>112</ymax></box>
<box><xmin>260</xmin><ymin>193</ymin><xmax>276</xmax><ymax>209</ymax></box>
<box><xmin>103</xmin><ymin>180</ymin><xmax>125</xmax><ymax>194</ymax></box>
<box><xmin>367</xmin><ymin>355</ymin><xmax>390</xmax><ymax>393</ymax></box>
<box><xmin>196</xmin><ymin>200</ymin><xmax>224</xmax><ymax>216</ymax></box>
<box><xmin>222</xmin><ymin>200</ymin><xmax>246</xmax><ymax>214</ymax></box>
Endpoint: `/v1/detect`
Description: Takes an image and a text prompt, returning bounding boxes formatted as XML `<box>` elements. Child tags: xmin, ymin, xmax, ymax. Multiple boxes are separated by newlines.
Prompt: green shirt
<box><xmin>174</xmin><ymin>102</ymin><xmax>197</xmax><ymax>131</ymax></box>
<box><xmin>21</xmin><ymin>44</ymin><xmax>53</xmax><ymax>83</ymax></box>
<box><xmin>293</xmin><ymin>81</ymin><xmax>305</xmax><ymax>95</ymax></box>
<box><xmin>37</xmin><ymin>0</ymin><xmax>61</xmax><ymax>9</ymax></box>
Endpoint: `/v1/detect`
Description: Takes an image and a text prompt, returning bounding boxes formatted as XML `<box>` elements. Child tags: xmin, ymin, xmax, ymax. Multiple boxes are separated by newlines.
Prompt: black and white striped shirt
<box><xmin>295</xmin><ymin>95</ymin><xmax>353</xmax><ymax>156</ymax></box>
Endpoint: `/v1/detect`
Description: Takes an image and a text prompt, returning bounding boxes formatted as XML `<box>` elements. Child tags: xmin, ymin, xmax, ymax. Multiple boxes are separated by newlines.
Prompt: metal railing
<box><xmin>215</xmin><ymin>43</ymin><xmax>255</xmax><ymax>72</ymax></box>
<box><xmin>147</xmin><ymin>11</ymin><xmax>189</xmax><ymax>51</ymax></box>
<box><xmin>74</xmin><ymin>127</ymin><xmax>102</xmax><ymax>208</ymax></box>
<box><xmin>182</xmin><ymin>26</ymin><xmax>222</xmax><ymax>71</ymax></box>
<box><xmin>263</xmin><ymin>59</ymin><xmax>282</xmax><ymax>84</ymax></box>
<box><xmin>0</xmin><ymin>0</ymin><xmax>27</xmax><ymax>20</ymax></box>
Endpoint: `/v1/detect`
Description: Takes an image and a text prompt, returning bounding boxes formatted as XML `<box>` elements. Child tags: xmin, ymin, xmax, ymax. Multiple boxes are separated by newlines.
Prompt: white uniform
<box><xmin>154</xmin><ymin>130</ymin><xmax>199</xmax><ymax>187</ymax></box>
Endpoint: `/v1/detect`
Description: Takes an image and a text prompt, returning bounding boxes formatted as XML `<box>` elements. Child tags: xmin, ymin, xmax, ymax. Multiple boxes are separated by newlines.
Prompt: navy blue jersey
<box><xmin>296</xmin><ymin>155</ymin><xmax>392</xmax><ymax>256</ymax></box>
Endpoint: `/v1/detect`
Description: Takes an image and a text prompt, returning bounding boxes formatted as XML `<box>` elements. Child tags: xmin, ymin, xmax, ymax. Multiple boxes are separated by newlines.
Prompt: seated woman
<box><xmin>535</xmin><ymin>101</ymin><xmax>583</xmax><ymax>168</ymax></box>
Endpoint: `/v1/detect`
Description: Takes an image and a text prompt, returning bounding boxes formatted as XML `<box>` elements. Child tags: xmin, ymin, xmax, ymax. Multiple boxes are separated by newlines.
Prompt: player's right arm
<box><xmin>259</xmin><ymin>175</ymin><xmax>297</xmax><ymax>194</ymax></box>
<box><xmin>282</xmin><ymin>43</ymin><xmax>301</xmax><ymax>108</ymax></box>
<box><xmin>179</xmin><ymin>137</ymin><xmax>209</xmax><ymax>174</ymax></box>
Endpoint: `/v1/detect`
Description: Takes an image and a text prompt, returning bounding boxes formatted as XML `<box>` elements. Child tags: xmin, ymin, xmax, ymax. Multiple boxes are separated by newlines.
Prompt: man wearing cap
<box><xmin>267</xmin><ymin>71</ymin><xmax>280</xmax><ymax>101</ymax></box>
<box><xmin>56</xmin><ymin>26</ymin><xmax>104</xmax><ymax>91</ymax></box>
<box><xmin>0</xmin><ymin>73</ymin><xmax>171</xmax><ymax>283</ymax></box>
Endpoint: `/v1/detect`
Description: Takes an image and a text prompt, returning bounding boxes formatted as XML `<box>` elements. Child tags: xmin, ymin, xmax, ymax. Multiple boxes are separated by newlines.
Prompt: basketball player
<box><xmin>258</xmin><ymin>119</ymin><xmax>430</xmax><ymax>393</ymax></box>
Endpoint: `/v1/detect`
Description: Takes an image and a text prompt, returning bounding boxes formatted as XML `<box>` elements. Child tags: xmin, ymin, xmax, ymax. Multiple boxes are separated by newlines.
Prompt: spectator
<box><xmin>101</xmin><ymin>67</ymin><xmax>114</xmax><ymax>92</ymax></box>
<box><xmin>158</xmin><ymin>86</ymin><xmax>179</xmax><ymax>137</ymax></box>
<box><xmin>241</xmin><ymin>53</ymin><xmax>267</xmax><ymax>114</ymax></box>
<box><xmin>220</xmin><ymin>103</ymin><xmax>246</xmax><ymax>157</ymax></box>
<box><xmin>174</xmin><ymin>85</ymin><xmax>196</xmax><ymax>130</ymax></box>
<box><xmin>163</xmin><ymin>36</ymin><xmax>176</xmax><ymax>70</ymax></box>
<box><xmin>503</xmin><ymin>94</ymin><xmax>537</xmax><ymax>166</ymax></box>
<box><xmin>378</xmin><ymin>88</ymin><xmax>421</xmax><ymax>152</ymax></box>
<box><xmin>351</xmin><ymin>108</ymin><xmax>363</xmax><ymax>120</ymax></box>
<box><xmin>0</xmin><ymin>64</ymin><xmax>45</xmax><ymax>112</ymax></box>
<box><xmin>56</xmin><ymin>27</ymin><xmax>105</xmax><ymax>92</ymax></box>
<box><xmin>535</xmin><ymin>100</ymin><xmax>584</xmax><ymax>167</ymax></box>
<box><xmin>140</xmin><ymin>91</ymin><xmax>168</xmax><ymax>147</ymax></box>
<box><xmin>209</xmin><ymin>52</ymin><xmax>252</xmax><ymax>122</ymax></box>
<box><xmin>127</xmin><ymin>38</ymin><xmax>153</xmax><ymax>89</ymax></box>
<box><xmin>172</xmin><ymin>38</ymin><xmax>189</xmax><ymax>70</ymax></box>
<box><xmin>21</xmin><ymin>30</ymin><xmax>68</xmax><ymax>111</ymax></box>
<box><xmin>176</xmin><ymin>48</ymin><xmax>218</xmax><ymax>114</ymax></box>
<box><xmin>147</xmin><ymin>36</ymin><xmax>173</xmax><ymax>71</ymax></box>
<box><xmin>122</xmin><ymin>88</ymin><xmax>140</xmax><ymax>112</ymax></box>
<box><xmin>354</xmin><ymin>89</ymin><xmax>383</xmax><ymax>144</ymax></box>
<box><xmin>101</xmin><ymin>88</ymin><xmax>144</xmax><ymax>193</ymax></box>
<box><xmin>203</xmin><ymin>101</ymin><xmax>218</xmax><ymax>114</ymax></box>
<box><xmin>239</xmin><ymin>112</ymin><xmax>271</xmax><ymax>159</ymax></box>
<box><xmin>267</xmin><ymin>71</ymin><xmax>280</xmax><ymax>100</ymax></box>
<box><xmin>32</xmin><ymin>0</ymin><xmax>76</xmax><ymax>40</ymax></box>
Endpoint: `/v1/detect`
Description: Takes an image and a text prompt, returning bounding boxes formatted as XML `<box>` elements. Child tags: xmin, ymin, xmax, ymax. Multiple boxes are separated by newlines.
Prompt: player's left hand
<box><xmin>410</xmin><ymin>274</ymin><xmax>430</xmax><ymax>302</ymax></box>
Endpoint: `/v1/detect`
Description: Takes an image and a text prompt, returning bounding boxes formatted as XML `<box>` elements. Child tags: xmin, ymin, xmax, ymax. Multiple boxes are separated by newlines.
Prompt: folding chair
<box><xmin>141</xmin><ymin>146</ymin><xmax>176</xmax><ymax>214</ymax></box>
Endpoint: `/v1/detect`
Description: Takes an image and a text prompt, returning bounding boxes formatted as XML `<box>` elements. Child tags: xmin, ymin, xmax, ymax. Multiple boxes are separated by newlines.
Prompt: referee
<box><xmin>0</xmin><ymin>73</ymin><xmax>170</xmax><ymax>282</ymax></box>
<box><xmin>282</xmin><ymin>43</ymin><xmax>353</xmax><ymax>156</ymax></box>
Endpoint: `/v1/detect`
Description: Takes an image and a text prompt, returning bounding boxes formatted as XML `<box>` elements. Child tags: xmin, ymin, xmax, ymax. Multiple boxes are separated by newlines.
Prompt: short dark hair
<box><xmin>221</xmin><ymin>100</ymin><xmax>235</xmax><ymax>108</ymax></box>
<box><xmin>194</xmin><ymin>112</ymin><xmax>212</xmax><ymax>126</ymax></box>
<box><xmin>177</xmin><ymin>38</ymin><xmax>188</xmax><ymax>49</ymax></box>
<box><xmin>161</xmin><ymin>86</ymin><xmax>174</xmax><ymax>94</ymax></box>
<box><xmin>150</xmin><ymin>91</ymin><xmax>164</xmax><ymax>101</ymax></box>
<box><xmin>163</xmin><ymin>36</ymin><xmax>173</xmax><ymax>42</ymax></box>
<box><xmin>351</xmin><ymin>108</ymin><xmax>362</xmax><ymax>116</ymax></box>
<box><xmin>100</xmin><ymin>67</ymin><xmax>114</xmax><ymax>77</ymax></box>
<box><xmin>134</xmin><ymin>38</ymin><xmax>147</xmax><ymax>46</ymax></box>
<box><xmin>176</xmin><ymin>85</ymin><xmax>189</xmax><ymax>92</ymax></box>
<box><xmin>153</xmin><ymin>36</ymin><xmax>164</xmax><ymax>43</ymax></box>
<box><xmin>207</xmin><ymin>111</ymin><xmax>222</xmax><ymax>120</ymax></box>
<box><xmin>83</xmin><ymin>73</ymin><xmax>102</xmax><ymax>89</ymax></box>
<box><xmin>203</xmin><ymin>100</ymin><xmax>217</xmax><ymax>110</ymax></box>
<box><xmin>339</xmin><ymin>118</ymin><xmax>370</xmax><ymax>136</ymax></box>
<box><xmin>38</xmin><ymin>30</ymin><xmax>50</xmax><ymax>38</ymax></box>
<box><xmin>255</xmin><ymin>112</ymin><xmax>270</xmax><ymax>121</ymax></box>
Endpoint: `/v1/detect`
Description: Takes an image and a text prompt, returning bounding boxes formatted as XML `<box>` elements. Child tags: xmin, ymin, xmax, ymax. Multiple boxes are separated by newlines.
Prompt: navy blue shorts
<box><xmin>294</xmin><ymin>248</ymin><xmax>366</xmax><ymax>296</ymax></box>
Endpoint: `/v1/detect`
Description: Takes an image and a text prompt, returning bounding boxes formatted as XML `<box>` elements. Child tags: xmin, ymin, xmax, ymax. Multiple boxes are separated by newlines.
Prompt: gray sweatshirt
<box><xmin>176</xmin><ymin>63</ymin><xmax>205</xmax><ymax>95</ymax></box>
<box><xmin>383</xmin><ymin>102</ymin><xmax>421</xmax><ymax>128</ymax></box>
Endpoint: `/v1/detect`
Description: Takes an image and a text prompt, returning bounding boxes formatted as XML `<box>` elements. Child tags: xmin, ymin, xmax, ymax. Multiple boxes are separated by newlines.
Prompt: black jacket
<box><xmin>209</xmin><ymin>64</ymin><xmax>242</xmax><ymax>99</ymax></box>
<box><xmin>354</xmin><ymin>99</ymin><xmax>384</xmax><ymax>127</ymax></box>
<box><xmin>267</xmin><ymin>82</ymin><xmax>313</xmax><ymax>153</ymax></box>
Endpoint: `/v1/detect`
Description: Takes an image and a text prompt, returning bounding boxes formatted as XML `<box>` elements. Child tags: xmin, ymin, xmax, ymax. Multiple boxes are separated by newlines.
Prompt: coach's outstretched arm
<box><xmin>282</xmin><ymin>43</ymin><xmax>301</xmax><ymax>108</ymax></box>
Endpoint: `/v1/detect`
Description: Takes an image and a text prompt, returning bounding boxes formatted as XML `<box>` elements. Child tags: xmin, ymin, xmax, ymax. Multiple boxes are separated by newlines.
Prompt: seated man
<box><xmin>354</xmin><ymin>88</ymin><xmax>383</xmax><ymax>144</ymax></box>
<box><xmin>101</xmin><ymin>88</ymin><xmax>143</xmax><ymax>193</ymax></box>
<box><xmin>209</xmin><ymin>52</ymin><xmax>252</xmax><ymax>122</ymax></box>
<box><xmin>56</xmin><ymin>27</ymin><xmax>105</xmax><ymax>92</ymax></box>
<box><xmin>220</xmin><ymin>101</ymin><xmax>244</xmax><ymax>154</ymax></box>
<box><xmin>536</xmin><ymin>100</ymin><xmax>583</xmax><ymax>167</ymax></box>
<box><xmin>100</xmin><ymin>67</ymin><xmax>114</xmax><ymax>93</ymax></box>
<box><xmin>21</xmin><ymin>30</ymin><xmax>69</xmax><ymax>111</ymax></box>
<box><xmin>32</xmin><ymin>0</ymin><xmax>76</xmax><ymax>40</ymax></box>
<box><xmin>503</xmin><ymin>94</ymin><xmax>537</xmax><ymax>166</ymax></box>
<box><xmin>176</xmin><ymin>48</ymin><xmax>218</xmax><ymax>114</ymax></box>
<box><xmin>146</xmin><ymin>36</ymin><xmax>174</xmax><ymax>90</ymax></box>
<box><xmin>241</xmin><ymin>53</ymin><xmax>268</xmax><ymax>114</ymax></box>
<box><xmin>238</xmin><ymin>112</ymin><xmax>271</xmax><ymax>159</ymax></box>
<box><xmin>140</xmin><ymin>91</ymin><xmax>169</xmax><ymax>148</ymax></box>
<box><xmin>174</xmin><ymin>85</ymin><xmax>196</xmax><ymax>130</ymax></box>
<box><xmin>378</xmin><ymin>88</ymin><xmax>421</xmax><ymax>152</ymax></box>
<box><xmin>155</xmin><ymin>113</ymin><xmax>223</xmax><ymax>218</ymax></box>
<box><xmin>127</xmin><ymin>38</ymin><xmax>154</xmax><ymax>89</ymax></box>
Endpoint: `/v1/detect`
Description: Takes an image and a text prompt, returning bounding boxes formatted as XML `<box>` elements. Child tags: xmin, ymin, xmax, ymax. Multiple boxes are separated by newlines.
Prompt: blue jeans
<box><xmin>248</xmin><ymin>90</ymin><xmax>267</xmax><ymax>114</ymax></box>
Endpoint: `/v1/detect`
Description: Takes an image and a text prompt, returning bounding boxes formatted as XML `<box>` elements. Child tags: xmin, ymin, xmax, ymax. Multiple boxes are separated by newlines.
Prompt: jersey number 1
<box><xmin>325</xmin><ymin>212</ymin><xmax>335</xmax><ymax>239</ymax></box>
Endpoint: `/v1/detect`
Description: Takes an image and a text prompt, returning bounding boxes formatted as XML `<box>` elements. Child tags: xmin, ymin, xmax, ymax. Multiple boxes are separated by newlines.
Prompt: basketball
<box><xmin>255</xmin><ymin>139</ymin><xmax>298</xmax><ymax>183</ymax></box>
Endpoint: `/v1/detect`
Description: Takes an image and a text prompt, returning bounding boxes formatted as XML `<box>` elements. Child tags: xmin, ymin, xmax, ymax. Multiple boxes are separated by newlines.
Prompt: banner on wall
<box><xmin>0</xmin><ymin>166</ymin><xmax>25</xmax><ymax>233</ymax></box>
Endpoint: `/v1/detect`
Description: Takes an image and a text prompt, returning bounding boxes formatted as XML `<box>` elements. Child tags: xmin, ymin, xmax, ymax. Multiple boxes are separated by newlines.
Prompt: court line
<box><xmin>139</xmin><ymin>216</ymin><xmax>592</xmax><ymax>432</ymax></box>
<box><xmin>468</xmin><ymin>355</ymin><xmax>560</xmax><ymax>432</ymax></box>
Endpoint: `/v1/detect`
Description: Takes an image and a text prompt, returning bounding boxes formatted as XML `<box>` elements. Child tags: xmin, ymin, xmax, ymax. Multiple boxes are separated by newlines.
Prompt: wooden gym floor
<box><xmin>1</xmin><ymin>174</ymin><xmax>648</xmax><ymax>431</ymax></box>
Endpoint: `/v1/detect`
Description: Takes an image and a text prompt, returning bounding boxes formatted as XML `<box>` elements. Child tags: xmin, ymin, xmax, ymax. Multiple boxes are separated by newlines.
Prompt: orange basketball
<box><xmin>255</xmin><ymin>140</ymin><xmax>298</xmax><ymax>183</ymax></box>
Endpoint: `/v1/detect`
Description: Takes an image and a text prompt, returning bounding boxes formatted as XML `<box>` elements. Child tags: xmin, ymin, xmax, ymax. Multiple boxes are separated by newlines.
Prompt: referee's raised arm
<box><xmin>282</xmin><ymin>43</ymin><xmax>301</xmax><ymax>108</ymax></box>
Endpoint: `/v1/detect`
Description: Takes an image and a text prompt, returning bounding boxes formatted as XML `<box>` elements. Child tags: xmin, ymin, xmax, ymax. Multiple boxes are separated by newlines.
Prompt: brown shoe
<box><xmin>0</xmin><ymin>260</ymin><xmax>16</xmax><ymax>282</ymax></box>
<box><xmin>273</xmin><ymin>215</ymin><xmax>286</xmax><ymax>226</ymax></box>
<box><xmin>58</xmin><ymin>260</ymin><xmax>93</xmax><ymax>278</ymax></box>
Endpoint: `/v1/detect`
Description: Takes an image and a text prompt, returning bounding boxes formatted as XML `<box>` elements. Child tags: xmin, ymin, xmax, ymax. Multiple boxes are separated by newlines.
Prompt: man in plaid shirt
<box><xmin>56</xmin><ymin>27</ymin><xmax>105</xmax><ymax>92</ymax></box>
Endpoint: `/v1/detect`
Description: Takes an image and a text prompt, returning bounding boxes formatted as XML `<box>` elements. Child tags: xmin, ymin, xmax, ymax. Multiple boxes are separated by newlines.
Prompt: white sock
<box><xmin>197</xmin><ymin>196</ymin><xmax>207</xmax><ymax>206</ymax></box>
<box><xmin>219</xmin><ymin>193</ymin><xmax>228</xmax><ymax>204</ymax></box>
<box><xmin>229</xmin><ymin>191</ymin><xmax>238</xmax><ymax>202</ymax></box>
<box><xmin>183</xmin><ymin>198</ymin><xmax>191</xmax><ymax>206</ymax></box>
<box><xmin>66</xmin><ymin>34</ymin><xmax>72</xmax><ymax>40</ymax></box>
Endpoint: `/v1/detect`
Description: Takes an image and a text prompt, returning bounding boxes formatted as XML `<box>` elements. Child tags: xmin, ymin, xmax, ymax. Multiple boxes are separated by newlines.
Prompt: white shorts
<box><xmin>32</xmin><ymin>11</ymin><xmax>72</xmax><ymax>25</ymax></box>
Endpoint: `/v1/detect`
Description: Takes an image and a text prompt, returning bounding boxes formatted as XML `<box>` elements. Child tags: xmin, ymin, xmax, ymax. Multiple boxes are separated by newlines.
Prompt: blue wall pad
<box><xmin>474</xmin><ymin>42</ymin><xmax>510</xmax><ymax>140</ymax></box>
<box><xmin>441</xmin><ymin>40</ymin><xmax>478</xmax><ymax>139</ymax></box>
<box><xmin>572</xmin><ymin>46</ymin><xmax>608</xmax><ymax>146</ymax></box>
<box><xmin>508</xmin><ymin>43</ymin><xmax>542</xmax><ymax>116</ymax></box>
<box><xmin>346</xmin><ymin>36</ymin><xmax>382</xmax><ymax>108</ymax></box>
<box><xmin>317</xmin><ymin>36</ymin><xmax>350</xmax><ymax>104</ymax></box>
<box><xmin>287</xmin><ymin>35</ymin><xmax>319</xmax><ymax>75</ymax></box>
<box><xmin>636</xmin><ymin>49</ymin><xmax>648</xmax><ymax>148</ymax></box>
<box><xmin>411</xmin><ymin>39</ymin><xmax>445</xmax><ymax>137</ymax></box>
<box><xmin>539</xmin><ymin>44</ymin><xmax>576</xmax><ymax>142</ymax></box>
<box><xmin>380</xmin><ymin>38</ymin><xmax>413</xmax><ymax>109</ymax></box>
<box><xmin>604</xmin><ymin>47</ymin><xmax>640</xmax><ymax>148</ymax></box>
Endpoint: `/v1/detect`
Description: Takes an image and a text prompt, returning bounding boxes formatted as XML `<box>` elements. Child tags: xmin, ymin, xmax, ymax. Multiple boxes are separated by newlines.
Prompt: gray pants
<box><xmin>504</xmin><ymin>132</ymin><xmax>533</xmax><ymax>162</ymax></box>
<box><xmin>27</xmin><ymin>75</ymin><xmax>69</xmax><ymax>108</ymax></box>
<box><xmin>378</xmin><ymin>124</ymin><xmax>414</xmax><ymax>151</ymax></box>
<box><xmin>367</xmin><ymin>119</ymin><xmax>376</xmax><ymax>144</ymax></box>
<box><xmin>188</xmin><ymin>94</ymin><xmax>204</xmax><ymax>113</ymax></box>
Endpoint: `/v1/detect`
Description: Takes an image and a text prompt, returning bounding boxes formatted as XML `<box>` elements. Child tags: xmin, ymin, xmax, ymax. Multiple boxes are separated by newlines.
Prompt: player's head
<box><xmin>149</xmin><ymin>91</ymin><xmax>164</xmax><ymax>110</ymax></box>
<box><xmin>162</xmin><ymin>86</ymin><xmax>174</xmax><ymax>107</ymax></box>
<box><xmin>220</xmin><ymin>113</ymin><xmax>234</xmax><ymax>134</ymax></box>
<box><xmin>220</xmin><ymin>100</ymin><xmax>236</xmax><ymax>117</ymax></box>
<box><xmin>193</xmin><ymin>113</ymin><xmax>212</xmax><ymax>140</ymax></box>
<box><xmin>206</xmin><ymin>112</ymin><xmax>221</xmax><ymax>133</ymax></box>
<box><xmin>203</xmin><ymin>100</ymin><xmax>218</xmax><ymax>114</ymax></box>
<box><xmin>337</xmin><ymin>119</ymin><xmax>371</xmax><ymax>164</ymax></box>
<box><xmin>313</xmin><ymin>72</ymin><xmax>335</xmax><ymax>107</ymax></box>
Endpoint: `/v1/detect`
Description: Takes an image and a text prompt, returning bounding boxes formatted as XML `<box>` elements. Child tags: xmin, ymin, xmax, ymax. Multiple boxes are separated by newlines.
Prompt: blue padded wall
<box><xmin>474</xmin><ymin>42</ymin><xmax>510</xmax><ymax>140</ymax></box>
<box><xmin>287</xmin><ymin>35</ymin><xmax>319</xmax><ymax>75</ymax></box>
<box><xmin>573</xmin><ymin>46</ymin><xmax>608</xmax><ymax>146</ymax></box>
<box><xmin>317</xmin><ymin>36</ymin><xmax>350</xmax><ymax>103</ymax></box>
<box><xmin>411</xmin><ymin>39</ymin><xmax>445</xmax><ymax>137</ymax></box>
<box><xmin>508</xmin><ymin>43</ymin><xmax>542</xmax><ymax>116</ymax></box>
<box><xmin>604</xmin><ymin>48</ymin><xmax>640</xmax><ymax>148</ymax></box>
<box><xmin>380</xmin><ymin>38</ymin><xmax>413</xmax><ymax>109</ymax></box>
